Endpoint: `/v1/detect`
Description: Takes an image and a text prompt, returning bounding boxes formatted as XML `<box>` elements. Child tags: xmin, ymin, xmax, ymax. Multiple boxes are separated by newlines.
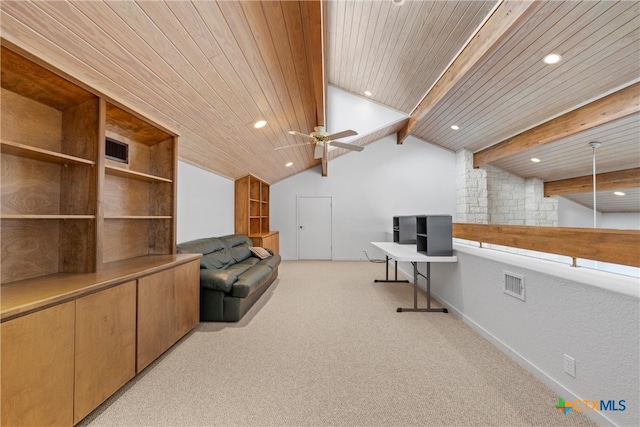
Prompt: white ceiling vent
<box><xmin>503</xmin><ymin>271</ymin><xmax>525</xmax><ymax>301</ymax></box>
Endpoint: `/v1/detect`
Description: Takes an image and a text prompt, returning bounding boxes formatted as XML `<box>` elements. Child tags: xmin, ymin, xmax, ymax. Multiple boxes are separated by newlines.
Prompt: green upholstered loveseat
<box><xmin>177</xmin><ymin>234</ymin><xmax>280</xmax><ymax>322</ymax></box>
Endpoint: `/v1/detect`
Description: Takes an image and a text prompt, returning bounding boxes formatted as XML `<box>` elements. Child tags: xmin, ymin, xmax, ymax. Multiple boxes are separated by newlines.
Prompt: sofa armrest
<box><xmin>199</xmin><ymin>269</ymin><xmax>238</xmax><ymax>293</ymax></box>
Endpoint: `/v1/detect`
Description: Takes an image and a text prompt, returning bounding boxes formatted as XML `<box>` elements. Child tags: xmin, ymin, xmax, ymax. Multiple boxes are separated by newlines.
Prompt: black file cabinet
<box><xmin>393</xmin><ymin>215</ymin><xmax>417</xmax><ymax>244</ymax></box>
<box><xmin>416</xmin><ymin>215</ymin><xmax>453</xmax><ymax>256</ymax></box>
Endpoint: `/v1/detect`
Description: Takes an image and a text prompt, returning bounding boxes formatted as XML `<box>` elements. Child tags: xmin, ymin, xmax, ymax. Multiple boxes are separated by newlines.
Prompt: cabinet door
<box><xmin>74</xmin><ymin>281</ymin><xmax>137</xmax><ymax>423</ymax></box>
<box><xmin>137</xmin><ymin>268</ymin><xmax>175</xmax><ymax>372</ymax></box>
<box><xmin>1</xmin><ymin>302</ymin><xmax>75</xmax><ymax>426</ymax></box>
<box><xmin>263</xmin><ymin>232</ymin><xmax>279</xmax><ymax>255</ymax></box>
<box><xmin>174</xmin><ymin>260</ymin><xmax>200</xmax><ymax>338</ymax></box>
<box><xmin>137</xmin><ymin>262</ymin><xmax>200</xmax><ymax>372</ymax></box>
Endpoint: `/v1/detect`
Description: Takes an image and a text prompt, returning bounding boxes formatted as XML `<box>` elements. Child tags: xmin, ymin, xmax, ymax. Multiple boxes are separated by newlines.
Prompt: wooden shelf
<box><xmin>0</xmin><ymin>214</ymin><xmax>95</xmax><ymax>220</ymax></box>
<box><xmin>105</xmin><ymin>165</ymin><xmax>172</xmax><ymax>183</ymax></box>
<box><xmin>1</xmin><ymin>140</ymin><xmax>95</xmax><ymax>166</ymax></box>
<box><xmin>105</xmin><ymin>216</ymin><xmax>172</xmax><ymax>220</ymax></box>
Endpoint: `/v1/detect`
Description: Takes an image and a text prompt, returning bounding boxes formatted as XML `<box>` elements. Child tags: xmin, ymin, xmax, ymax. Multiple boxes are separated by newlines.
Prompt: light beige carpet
<box><xmin>80</xmin><ymin>260</ymin><xmax>596</xmax><ymax>426</ymax></box>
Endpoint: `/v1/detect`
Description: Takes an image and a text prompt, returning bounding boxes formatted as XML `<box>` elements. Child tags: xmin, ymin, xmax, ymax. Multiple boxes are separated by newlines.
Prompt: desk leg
<box><xmin>374</xmin><ymin>255</ymin><xmax>409</xmax><ymax>283</ymax></box>
<box><xmin>397</xmin><ymin>262</ymin><xmax>448</xmax><ymax>313</ymax></box>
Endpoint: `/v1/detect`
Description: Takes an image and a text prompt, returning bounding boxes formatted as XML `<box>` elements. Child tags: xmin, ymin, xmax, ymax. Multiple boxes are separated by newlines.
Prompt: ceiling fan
<box><xmin>275</xmin><ymin>126</ymin><xmax>362</xmax><ymax>160</ymax></box>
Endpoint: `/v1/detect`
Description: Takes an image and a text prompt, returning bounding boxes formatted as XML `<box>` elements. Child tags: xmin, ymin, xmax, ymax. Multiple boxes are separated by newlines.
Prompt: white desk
<box><xmin>371</xmin><ymin>242</ymin><xmax>457</xmax><ymax>313</ymax></box>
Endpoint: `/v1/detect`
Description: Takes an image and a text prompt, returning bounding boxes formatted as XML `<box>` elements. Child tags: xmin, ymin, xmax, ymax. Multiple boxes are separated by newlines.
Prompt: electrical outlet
<box><xmin>564</xmin><ymin>354</ymin><xmax>576</xmax><ymax>377</ymax></box>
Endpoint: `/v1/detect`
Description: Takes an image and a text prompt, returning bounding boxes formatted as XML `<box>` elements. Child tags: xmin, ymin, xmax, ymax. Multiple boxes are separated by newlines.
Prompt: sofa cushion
<box><xmin>235</xmin><ymin>257</ymin><xmax>260</xmax><ymax>269</ymax></box>
<box><xmin>176</xmin><ymin>237</ymin><xmax>224</xmax><ymax>255</ymax></box>
<box><xmin>221</xmin><ymin>234</ymin><xmax>253</xmax><ymax>263</ymax></box>
<box><xmin>177</xmin><ymin>237</ymin><xmax>235</xmax><ymax>269</ymax></box>
<box><xmin>199</xmin><ymin>269</ymin><xmax>235</xmax><ymax>293</ymax></box>
<box><xmin>257</xmin><ymin>253</ymin><xmax>281</xmax><ymax>270</ymax></box>
<box><xmin>200</xmin><ymin>248</ymin><xmax>234</xmax><ymax>270</ymax></box>
<box><xmin>230</xmin><ymin>265</ymin><xmax>273</xmax><ymax>298</ymax></box>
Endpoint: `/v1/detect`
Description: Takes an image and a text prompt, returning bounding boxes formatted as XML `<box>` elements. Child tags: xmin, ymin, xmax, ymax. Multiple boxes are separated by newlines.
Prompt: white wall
<box><xmin>271</xmin><ymin>135</ymin><xmax>457</xmax><ymax>260</ymax></box>
<box><xmin>557</xmin><ymin>197</ymin><xmax>603</xmax><ymax>228</ymax></box>
<box><xmin>601</xmin><ymin>212</ymin><xmax>640</xmax><ymax>230</ymax></box>
<box><xmin>557</xmin><ymin>196</ymin><xmax>640</xmax><ymax>231</ymax></box>
<box><xmin>176</xmin><ymin>161</ymin><xmax>234</xmax><ymax>243</ymax></box>
<box><xmin>326</xmin><ymin>85</ymin><xmax>406</xmax><ymax>137</ymax></box>
<box><xmin>426</xmin><ymin>244</ymin><xmax>639</xmax><ymax>427</ymax></box>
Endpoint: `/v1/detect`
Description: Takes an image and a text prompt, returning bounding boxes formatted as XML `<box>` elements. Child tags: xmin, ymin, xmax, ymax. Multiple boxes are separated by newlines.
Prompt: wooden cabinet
<box><xmin>235</xmin><ymin>175</ymin><xmax>279</xmax><ymax>254</ymax></box>
<box><xmin>1</xmin><ymin>302</ymin><xmax>75</xmax><ymax>427</ymax></box>
<box><xmin>0</xmin><ymin>45</ymin><xmax>196</xmax><ymax>426</ymax></box>
<box><xmin>0</xmin><ymin>256</ymin><xmax>200</xmax><ymax>426</ymax></box>
<box><xmin>251</xmin><ymin>231</ymin><xmax>280</xmax><ymax>255</ymax></box>
<box><xmin>137</xmin><ymin>260</ymin><xmax>199</xmax><ymax>372</ymax></box>
<box><xmin>74</xmin><ymin>281</ymin><xmax>137</xmax><ymax>423</ymax></box>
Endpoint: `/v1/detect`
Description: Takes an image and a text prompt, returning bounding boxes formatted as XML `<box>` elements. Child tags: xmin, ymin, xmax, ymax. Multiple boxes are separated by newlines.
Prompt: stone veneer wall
<box><xmin>456</xmin><ymin>150</ymin><xmax>557</xmax><ymax>226</ymax></box>
<box><xmin>456</xmin><ymin>150</ymin><xmax>488</xmax><ymax>224</ymax></box>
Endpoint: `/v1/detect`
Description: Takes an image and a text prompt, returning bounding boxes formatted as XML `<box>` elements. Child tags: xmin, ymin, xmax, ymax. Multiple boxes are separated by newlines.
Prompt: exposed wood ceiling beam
<box><xmin>544</xmin><ymin>168</ymin><xmax>640</xmax><ymax>197</ymax></box>
<box><xmin>308</xmin><ymin>0</ymin><xmax>325</xmax><ymax>128</ymax></box>
<box><xmin>474</xmin><ymin>82</ymin><xmax>640</xmax><ymax>167</ymax></box>
<box><xmin>397</xmin><ymin>0</ymin><xmax>537</xmax><ymax>144</ymax></box>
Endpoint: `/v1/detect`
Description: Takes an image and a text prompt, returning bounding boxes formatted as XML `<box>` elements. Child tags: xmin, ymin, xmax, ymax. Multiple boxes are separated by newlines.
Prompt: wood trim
<box><xmin>544</xmin><ymin>168</ymin><xmax>640</xmax><ymax>196</ymax></box>
<box><xmin>452</xmin><ymin>223</ymin><xmax>640</xmax><ymax>267</ymax></box>
<box><xmin>308</xmin><ymin>0</ymin><xmax>325</xmax><ymax>127</ymax></box>
<box><xmin>474</xmin><ymin>82</ymin><xmax>640</xmax><ymax>167</ymax></box>
<box><xmin>397</xmin><ymin>0</ymin><xmax>537</xmax><ymax>143</ymax></box>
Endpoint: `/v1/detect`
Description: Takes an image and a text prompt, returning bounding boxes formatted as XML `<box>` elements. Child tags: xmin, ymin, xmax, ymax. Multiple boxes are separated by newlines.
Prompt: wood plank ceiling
<box><xmin>1</xmin><ymin>0</ymin><xmax>639</xmax><ymax>213</ymax></box>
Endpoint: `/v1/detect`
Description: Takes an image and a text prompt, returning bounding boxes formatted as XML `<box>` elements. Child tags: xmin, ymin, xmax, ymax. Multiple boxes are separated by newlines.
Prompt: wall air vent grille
<box><xmin>503</xmin><ymin>271</ymin><xmax>525</xmax><ymax>301</ymax></box>
<box><xmin>105</xmin><ymin>137</ymin><xmax>128</xmax><ymax>163</ymax></box>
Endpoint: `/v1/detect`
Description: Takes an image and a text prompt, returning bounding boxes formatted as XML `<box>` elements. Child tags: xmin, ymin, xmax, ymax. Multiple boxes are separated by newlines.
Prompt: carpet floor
<box><xmin>80</xmin><ymin>260</ymin><xmax>596</xmax><ymax>426</ymax></box>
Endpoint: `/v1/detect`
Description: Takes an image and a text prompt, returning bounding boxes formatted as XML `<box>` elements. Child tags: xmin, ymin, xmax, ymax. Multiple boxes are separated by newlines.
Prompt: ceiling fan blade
<box><xmin>314</xmin><ymin>144</ymin><xmax>324</xmax><ymax>159</ymax></box>
<box><xmin>329</xmin><ymin>141</ymin><xmax>364</xmax><ymax>152</ymax></box>
<box><xmin>275</xmin><ymin>142</ymin><xmax>313</xmax><ymax>151</ymax></box>
<box><xmin>326</xmin><ymin>129</ymin><xmax>357</xmax><ymax>140</ymax></box>
<box><xmin>288</xmin><ymin>130</ymin><xmax>314</xmax><ymax>140</ymax></box>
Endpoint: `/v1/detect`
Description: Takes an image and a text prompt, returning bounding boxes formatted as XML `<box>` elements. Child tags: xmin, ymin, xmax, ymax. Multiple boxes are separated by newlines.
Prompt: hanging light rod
<box><xmin>589</xmin><ymin>141</ymin><xmax>601</xmax><ymax>229</ymax></box>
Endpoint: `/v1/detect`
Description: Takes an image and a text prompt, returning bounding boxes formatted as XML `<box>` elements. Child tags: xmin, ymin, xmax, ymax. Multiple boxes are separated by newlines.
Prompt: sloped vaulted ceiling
<box><xmin>1</xmin><ymin>0</ymin><xmax>639</xmax><ymax>211</ymax></box>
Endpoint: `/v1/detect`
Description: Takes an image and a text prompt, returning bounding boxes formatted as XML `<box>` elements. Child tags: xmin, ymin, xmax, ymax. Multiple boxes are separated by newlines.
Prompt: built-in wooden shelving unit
<box><xmin>1</xmin><ymin>44</ymin><xmax>199</xmax><ymax>426</ymax></box>
<box><xmin>235</xmin><ymin>175</ymin><xmax>279</xmax><ymax>254</ymax></box>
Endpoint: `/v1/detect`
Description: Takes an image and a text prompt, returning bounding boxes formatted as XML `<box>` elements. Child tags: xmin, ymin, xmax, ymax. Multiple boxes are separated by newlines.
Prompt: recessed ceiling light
<box><xmin>451</xmin><ymin>125</ymin><xmax>459</xmax><ymax>130</ymax></box>
<box><xmin>253</xmin><ymin>120</ymin><xmax>267</xmax><ymax>129</ymax></box>
<box><xmin>285</xmin><ymin>162</ymin><xmax>293</xmax><ymax>167</ymax></box>
<box><xmin>543</xmin><ymin>53</ymin><xmax>562</xmax><ymax>64</ymax></box>
<box><xmin>364</xmin><ymin>90</ymin><xmax>372</xmax><ymax>97</ymax></box>
<box><xmin>531</xmin><ymin>157</ymin><xmax>541</xmax><ymax>163</ymax></box>
<box><xmin>614</xmin><ymin>191</ymin><xmax>626</xmax><ymax>196</ymax></box>
<box><xmin>391</xmin><ymin>0</ymin><xmax>405</xmax><ymax>6</ymax></box>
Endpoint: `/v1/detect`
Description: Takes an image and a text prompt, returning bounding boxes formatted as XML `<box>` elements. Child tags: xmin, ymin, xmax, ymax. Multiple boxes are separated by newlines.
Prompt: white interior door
<box><xmin>297</xmin><ymin>196</ymin><xmax>332</xmax><ymax>260</ymax></box>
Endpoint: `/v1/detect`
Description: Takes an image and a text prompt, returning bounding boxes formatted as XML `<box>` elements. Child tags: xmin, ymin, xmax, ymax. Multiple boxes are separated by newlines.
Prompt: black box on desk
<box><xmin>393</xmin><ymin>215</ymin><xmax>417</xmax><ymax>244</ymax></box>
<box><xmin>416</xmin><ymin>215</ymin><xmax>452</xmax><ymax>256</ymax></box>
